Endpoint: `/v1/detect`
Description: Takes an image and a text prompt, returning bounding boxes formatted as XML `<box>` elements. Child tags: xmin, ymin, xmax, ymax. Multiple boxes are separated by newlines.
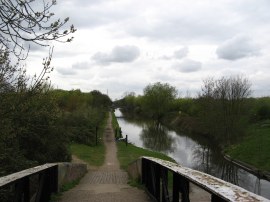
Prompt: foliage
<box><xmin>0</xmin><ymin>51</ymin><xmax>71</xmax><ymax>176</ymax></box>
<box><xmin>172</xmin><ymin>98</ymin><xmax>199</xmax><ymax>116</ymax></box>
<box><xmin>52</xmin><ymin>89</ymin><xmax>111</xmax><ymax>146</ymax></box>
<box><xmin>248</xmin><ymin>97</ymin><xmax>270</xmax><ymax>121</ymax></box>
<box><xmin>0</xmin><ymin>0</ymin><xmax>77</xmax><ymax>177</ymax></box>
<box><xmin>0</xmin><ymin>56</ymin><xmax>111</xmax><ymax>177</ymax></box>
<box><xmin>198</xmin><ymin>76</ymin><xmax>251</xmax><ymax>146</ymax></box>
<box><xmin>141</xmin><ymin>82</ymin><xmax>178</xmax><ymax>122</ymax></box>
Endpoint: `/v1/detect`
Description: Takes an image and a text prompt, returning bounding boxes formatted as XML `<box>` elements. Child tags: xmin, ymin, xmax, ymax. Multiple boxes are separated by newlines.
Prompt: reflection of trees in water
<box><xmin>220</xmin><ymin>161</ymin><xmax>239</xmax><ymax>185</ymax></box>
<box><xmin>192</xmin><ymin>145</ymin><xmax>215</xmax><ymax>174</ymax></box>
<box><xmin>192</xmin><ymin>145</ymin><xmax>240</xmax><ymax>185</ymax></box>
<box><xmin>140</xmin><ymin>123</ymin><xmax>175</xmax><ymax>153</ymax></box>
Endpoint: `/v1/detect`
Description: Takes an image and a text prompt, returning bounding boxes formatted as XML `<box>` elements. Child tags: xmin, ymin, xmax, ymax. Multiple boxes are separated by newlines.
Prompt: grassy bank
<box><xmin>111</xmin><ymin>111</ymin><xmax>120</xmax><ymax>128</ymax></box>
<box><xmin>117</xmin><ymin>141</ymin><xmax>175</xmax><ymax>188</ymax></box>
<box><xmin>226</xmin><ymin>120</ymin><xmax>270</xmax><ymax>172</ymax></box>
<box><xmin>117</xmin><ymin>141</ymin><xmax>175</xmax><ymax>170</ymax></box>
<box><xmin>70</xmin><ymin>143</ymin><xmax>105</xmax><ymax>166</ymax></box>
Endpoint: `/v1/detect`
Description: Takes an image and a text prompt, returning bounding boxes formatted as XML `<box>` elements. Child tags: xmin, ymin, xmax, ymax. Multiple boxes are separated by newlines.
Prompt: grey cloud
<box><xmin>92</xmin><ymin>45</ymin><xmax>140</xmax><ymax>65</ymax></box>
<box><xmin>56</xmin><ymin>67</ymin><xmax>77</xmax><ymax>75</ymax></box>
<box><xmin>126</xmin><ymin>9</ymin><xmax>236</xmax><ymax>43</ymax></box>
<box><xmin>174</xmin><ymin>47</ymin><xmax>189</xmax><ymax>59</ymax></box>
<box><xmin>173</xmin><ymin>59</ymin><xmax>202</xmax><ymax>73</ymax></box>
<box><xmin>216</xmin><ymin>35</ymin><xmax>260</xmax><ymax>60</ymax></box>
<box><xmin>161</xmin><ymin>47</ymin><xmax>188</xmax><ymax>60</ymax></box>
<box><xmin>55</xmin><ymin>0</ymin><xmax>134</xmax><ymax>29</ymax></box>
<box><xmin>72</xmin><ymin>62</ymin><xmax>91</xmax><ymax>70</ymax></box>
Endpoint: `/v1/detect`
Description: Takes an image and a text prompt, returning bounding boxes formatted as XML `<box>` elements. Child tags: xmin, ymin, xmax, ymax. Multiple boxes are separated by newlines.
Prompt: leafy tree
<box><xmin>198</xmin><ymin>76</ymin><xmax>251</xmax><ymax>145</ymax></box>
<box><xmin>142</xmin><ymin>82</ymin><xmax>178</xmax><ymax>122</ymax></box>
<box><xmin>0</xmin><ymin>0</ymin><xmax>75</xmax><ymax>177</ymax></box>
<box><xmin>90</xmin><ymin>90</ymin><xmax>112</xmax><ymax>109</ymax></box>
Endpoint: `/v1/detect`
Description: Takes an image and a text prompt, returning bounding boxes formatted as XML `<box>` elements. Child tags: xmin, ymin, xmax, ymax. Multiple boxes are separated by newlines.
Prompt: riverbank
<box><xmin>165</xmin><ymin>113</ymin><xmax>270</xmax><ymax>176</ymax></box>
<box><xmin>225</xmin><ymin>120</ymin><xmax>270</xmax><ymax>173</ymax></box>
<box><xmin>120</xmin><ymin>109</ymin><xmax>270</xmax><ymax>177</ymax></box>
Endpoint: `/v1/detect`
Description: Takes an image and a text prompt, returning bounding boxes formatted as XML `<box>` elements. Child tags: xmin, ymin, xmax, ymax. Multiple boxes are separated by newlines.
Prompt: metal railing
<box><xmin>141</xmin><ymin>157</ymin><xmax>269</xmax><ymax>202</ymax></box>
<box><xmin>0</xmin><ymin>164</ymin><xmax>58</xmax><ymax>202</ymax></box>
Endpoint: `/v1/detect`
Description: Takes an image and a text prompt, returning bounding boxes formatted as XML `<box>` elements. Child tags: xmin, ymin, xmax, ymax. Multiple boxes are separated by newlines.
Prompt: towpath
<box><xmin>60</xmin><ymin>112</ymin><xmax>151</xmax><ymax>202</ymax></box>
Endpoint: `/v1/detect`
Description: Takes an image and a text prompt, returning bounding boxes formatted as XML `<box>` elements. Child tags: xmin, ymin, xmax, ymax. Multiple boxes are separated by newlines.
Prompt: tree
<box><xmin>0</xmin><ymin>0</ymin><xmax>76</xmax><ymax>59</ymax></box>
<box><xmin>0</xmin><ymin>0</ymin><xmax>75</xmax><ymax>177</ymax></box>
<box><xmin>142</xmin><ymin>82</ymin><xmax>178</xmax><ymax>122</ymax></box>
<box><xmin>198</xmin><ymin>76</ymin><xmax>251</xmax><ymax>145</ymax></box>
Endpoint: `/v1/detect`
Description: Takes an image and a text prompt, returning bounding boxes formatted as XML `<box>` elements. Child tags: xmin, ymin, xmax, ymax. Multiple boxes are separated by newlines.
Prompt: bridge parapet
<box><xmin>0</xmin><ymin>164</ymin><xmax>58</xmax><ymax>202</ymax></box>
<box><xmin>129</xmin><ymin>157</ymin><xmax>269</xmax><ymax>202</ymax></box>
<box><xmin>0</xmin><ymin>162</ymin><xmax>87</xmax><ymax>202</ymax></box>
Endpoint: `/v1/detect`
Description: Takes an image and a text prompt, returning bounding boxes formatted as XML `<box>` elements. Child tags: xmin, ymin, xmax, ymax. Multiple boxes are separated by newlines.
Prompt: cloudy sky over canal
<box><xmin>27</xmin><ymin>0</ymin><xmax>270</xmax><ymax>99</ymax></box>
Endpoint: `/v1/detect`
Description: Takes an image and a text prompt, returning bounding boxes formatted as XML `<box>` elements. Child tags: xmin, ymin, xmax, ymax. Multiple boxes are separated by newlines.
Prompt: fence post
<box><xmin>95</xmin><ymin>126</ymin><xmax>98</xmax><ymax>146</ymax></box>
<box><xmin>126</xmin><ymin>135</ymin><xmax>128</xmax><ymax>146</ymax></box>
<box><xmin>119</xmin><ymin>127</ymin><xmax>122</xmax><ymax>138</ymax></box>
<box><xmin>115</xmin><ymin>127</ymin><xmax>118</xmax><ymax>139</ymax></box>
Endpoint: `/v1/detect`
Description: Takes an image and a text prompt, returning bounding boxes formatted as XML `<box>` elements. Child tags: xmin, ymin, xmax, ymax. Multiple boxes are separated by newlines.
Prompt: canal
<box><xmin>115</xmin><ymin>108</ymin><xmax>270</xmax><ymax>199</ymax></box>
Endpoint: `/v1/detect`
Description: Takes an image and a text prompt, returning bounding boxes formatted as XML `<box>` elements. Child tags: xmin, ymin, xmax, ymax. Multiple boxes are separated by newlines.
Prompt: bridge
<box><xmin>0</xmin><ymin>113</ymin><xmax>269</xmax><ymax>202</ymax></box>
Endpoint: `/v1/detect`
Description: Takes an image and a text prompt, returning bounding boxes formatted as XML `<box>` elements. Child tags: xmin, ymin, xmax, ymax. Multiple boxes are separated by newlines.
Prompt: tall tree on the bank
<box><xmin>142</xmin><ymin>82</ymin><xmax>178</xmax><ymax>122</ymax></box>
<box><xmin>199</xmin><ymin>76</ymin><xmax>251</xmax><ymax>146</ymax></box>
<box><xmin>0</xmin><ymin>0</ymin><xmax>75</xmax><ymax>176</ymax></box>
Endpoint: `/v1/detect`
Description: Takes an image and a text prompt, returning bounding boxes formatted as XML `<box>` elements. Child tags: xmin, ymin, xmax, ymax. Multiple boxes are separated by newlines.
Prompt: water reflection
<box><xmin>115</xmin><ymin>109</ymin><xmax>270</xmax><ymax>199</ymax></box>
<box><xmin>140</xmin><ymin>123</ymin><xmax>175</xmax><ymax>153</ymax></box>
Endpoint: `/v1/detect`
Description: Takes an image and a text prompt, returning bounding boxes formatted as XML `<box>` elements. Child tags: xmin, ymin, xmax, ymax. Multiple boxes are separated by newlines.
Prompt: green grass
<box><xmin>117</xmin><ymin>141</ymin><xmax>176</xmax><ymax>189</ymax></box>
<box><xmin>111</xmin><ymin>111</ymin><xmax>119</xmax><ymax>128</ymax></box>
<box><xmin>226</xmin><ymin>121</ymin><xmax>270</xmax><ymax>172</ymax></box>
<box><xmin>70</xmin><ymin>143</ymin><xmax>105</xmax><ymax>166</ymax></box>
<box><xmin>117</xmin><ymin>141</ymin><xmax>176</xmax><ymax>170</ymax></box>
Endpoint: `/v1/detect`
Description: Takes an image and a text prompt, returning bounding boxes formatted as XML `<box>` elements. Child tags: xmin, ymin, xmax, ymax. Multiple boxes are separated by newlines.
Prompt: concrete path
<box><xmin>60</xmin><ymin>112</ymin><xmax>152</xmax><ymax>202</ymax></box>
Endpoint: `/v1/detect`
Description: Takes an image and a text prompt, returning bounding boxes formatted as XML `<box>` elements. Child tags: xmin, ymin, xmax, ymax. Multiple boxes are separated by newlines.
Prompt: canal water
<box><xmin>115</xmin><ymin>109</ymin><xmax>270</xmax><ymax>199</ymax></box>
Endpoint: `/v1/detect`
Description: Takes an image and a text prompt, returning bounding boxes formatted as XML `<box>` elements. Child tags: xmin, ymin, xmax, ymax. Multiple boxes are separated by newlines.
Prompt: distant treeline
<box><xmin>115</xmin><ymin>78</ymin><xmax>270</xmax><ymax>148</ymax></box>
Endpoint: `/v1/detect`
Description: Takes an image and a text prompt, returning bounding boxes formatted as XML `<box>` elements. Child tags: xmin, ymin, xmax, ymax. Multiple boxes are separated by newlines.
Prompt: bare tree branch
<box><xmin>0</xmin><ymin>0</ymin><xmax>76</xmax><ymax>60</ymax></box>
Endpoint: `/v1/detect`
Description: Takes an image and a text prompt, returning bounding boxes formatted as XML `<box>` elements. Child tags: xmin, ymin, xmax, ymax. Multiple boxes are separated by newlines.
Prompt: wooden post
<box><xmin>115</xmin><ymin>128</ymin><xmax>118</xmax><ymax>139</ymax></box>
<box><xmin>126</xmin><ymin>135</ymin><xmax>128</xmax><ymax>146</ymax></box>
<box><xmin>119</xmin><ymin>127</ymin><xmax>122</xmax><ymax>138</ymax></box>
<box><xmin>95</xmin><ymin>126</ymin><xmax>98</xmax><ymax>146</ymax></box>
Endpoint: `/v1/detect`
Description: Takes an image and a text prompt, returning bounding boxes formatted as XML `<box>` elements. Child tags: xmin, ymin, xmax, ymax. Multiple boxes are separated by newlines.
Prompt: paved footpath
<box><xmin>60</xmin><ymin>112</ymin><xmax>152</xmax><ymax>202</ymax></box>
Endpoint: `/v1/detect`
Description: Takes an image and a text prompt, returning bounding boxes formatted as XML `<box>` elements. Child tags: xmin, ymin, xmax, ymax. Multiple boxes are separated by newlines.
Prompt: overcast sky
<box><xmin>27</xmin><ymin>0</ymin><xmax>270</xmax><ymax>99</ymax></box>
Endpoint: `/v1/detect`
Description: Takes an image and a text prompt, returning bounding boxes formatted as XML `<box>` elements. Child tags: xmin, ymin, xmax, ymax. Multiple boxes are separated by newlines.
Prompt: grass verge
<box><xmin>112</xmin><ymin>111</ymin><xmax>119</xmax><ymax>129</ymax></box>
<box><xmin>117</xmin><ymin>141</ymin><xmax>176</xmax><ymax>171</ymax></box>
<box><xmin>117</xmin><ymin>141</ymin><xmax>175</xmax><ymax>189</ymax></box>
<box><xmin>70</xmin><ymin>143</ymin><xmax>105</xmax><ymax>167</ymax></box>
<box><xmin>226</xmin><ymin>121</ymin><xmax>270</xmax><ymax>172</ymax></box>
